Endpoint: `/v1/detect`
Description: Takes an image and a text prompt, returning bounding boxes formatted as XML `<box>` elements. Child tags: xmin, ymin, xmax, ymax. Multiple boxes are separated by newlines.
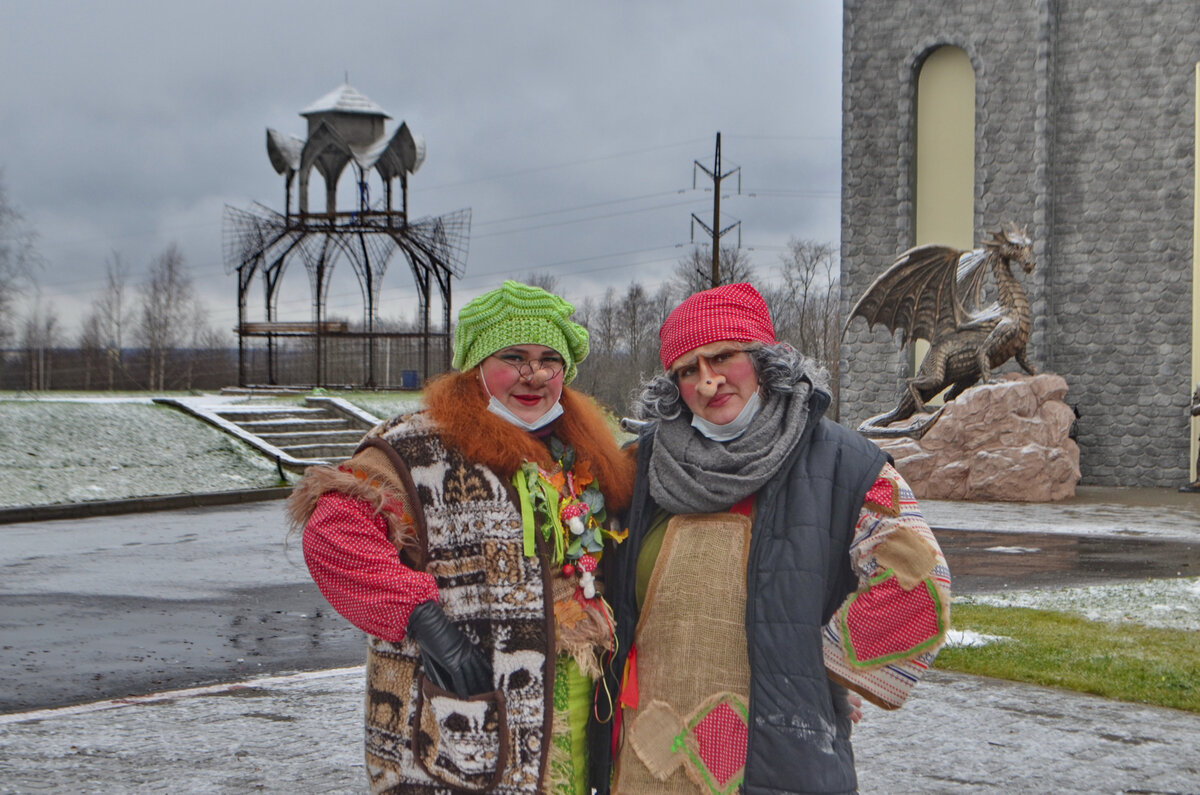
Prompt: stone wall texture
<box><xmin>841</xmin><ymin>0</ymin><xmax>1197</xmax><ymax>487</ymax></box>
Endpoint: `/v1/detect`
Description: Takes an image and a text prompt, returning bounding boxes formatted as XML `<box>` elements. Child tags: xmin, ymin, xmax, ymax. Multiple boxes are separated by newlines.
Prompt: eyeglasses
<box><xmin>491</xmin><ymin>353</ymin><xmax>564</xmax><ymax>380</ymax></box>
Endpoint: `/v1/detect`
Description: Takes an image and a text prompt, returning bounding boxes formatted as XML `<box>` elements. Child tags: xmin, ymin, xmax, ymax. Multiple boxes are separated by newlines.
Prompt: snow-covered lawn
<box><xmin>0</xmin><ymin>396</ymin><xmax>289</xmax><ymax>507</ymax></box>
<box><xmin>0</xmin><ymin>391</ymin><xmax>429</xmax><ymax>508</ymax></box>
<box><xmin>956</xmin><ymin>577</ymin><xmax>1200</xmax><ymax>632</ymax></box>
<box><xmin>943</xmin><ymin>577</ymin><xmax>1200</xmax><ymax>648</ymax></box>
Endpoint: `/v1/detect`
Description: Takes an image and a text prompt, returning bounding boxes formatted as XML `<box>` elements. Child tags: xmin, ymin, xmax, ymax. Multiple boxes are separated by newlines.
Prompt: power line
<box><xmin>743</xmin><ymin>188</ymin><xmax>839</xmax><ymax>198</ymax></box>
<box><xmin>28</xmin><ymin>191</ymin><xmax>720</xmax><ymax>298</ymax></box>
<box><xmin>416</xmin><ymin>138</ymin><xmax>712</xmax><ymax>192</ymax></box>
<box><xmin>720</xmin><ymin>133</ymin><xmax>839</xmax><ymax>142</ymax></box>
<box><xmin>473</xmin><ymin>189</ymin><xmax>688</xmax><ymax>227</ymax></box>
<box><xmin>474</xmin><ymin>196</ymin><xmax>707</xmax><ymax>239</ymax></box>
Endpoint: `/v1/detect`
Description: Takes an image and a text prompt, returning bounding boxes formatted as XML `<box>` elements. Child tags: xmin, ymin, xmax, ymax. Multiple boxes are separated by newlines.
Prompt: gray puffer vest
<box><xmin>594</xmin><ymin>389</ymin><xmax>888</xmax><ymax>795</ymax></box>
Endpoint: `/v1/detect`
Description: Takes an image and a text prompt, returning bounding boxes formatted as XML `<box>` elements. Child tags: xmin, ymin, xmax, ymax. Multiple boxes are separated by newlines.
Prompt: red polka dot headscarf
<box><xmin>658</xmin><ymin>282</ymin><xmax>776</xmax><ymax>370</ymax></box>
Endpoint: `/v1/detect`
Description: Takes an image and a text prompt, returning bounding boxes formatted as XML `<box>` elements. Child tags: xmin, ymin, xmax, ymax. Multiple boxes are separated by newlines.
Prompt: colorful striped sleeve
<box><xmin>823</xmin><ymin>463</ymin><xmax>951</xmax><ymax>710</ymax></box>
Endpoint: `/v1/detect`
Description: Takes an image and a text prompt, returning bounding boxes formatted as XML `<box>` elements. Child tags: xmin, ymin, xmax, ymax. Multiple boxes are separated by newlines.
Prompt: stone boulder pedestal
<box><xmin>871</xmin><ymin>373</ymin><xmax>1081</xmax><ymax>502</ymax></box>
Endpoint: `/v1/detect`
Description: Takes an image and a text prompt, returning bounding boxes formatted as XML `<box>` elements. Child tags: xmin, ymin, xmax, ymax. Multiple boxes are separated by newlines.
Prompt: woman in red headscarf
<box><xmin>596</xmin><ymin>283</ymin><xmax>951</xmax><ymax>795</ymax></box>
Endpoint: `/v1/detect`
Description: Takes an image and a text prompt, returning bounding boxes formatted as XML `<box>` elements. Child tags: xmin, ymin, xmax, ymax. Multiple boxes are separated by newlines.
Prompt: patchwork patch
<box><xmin>863</xmin><ymin>473</ymin><xmax>901</xmax><ymax>517</ymax></box>
<box><xmin>841</xmin><ymin>569</ymin><xmax>946</xmax><ymax>667</ymax></box>
<box><xmin>872</xmin><ymin>525</ymin><xmax>938</xmax><ymax>590</ymax></box>
<box><xmin>683</xmin><ymin>695</ymin><xmax>749</xmax><ymax>794</ymax></box>
<box><xmin>628</xmin><ymin>693</ymin><xmax>749</xmax><ymax>794</ymax></box>
<box><xmin>628</xmin><ymin>700</ymin><xmax>685</xmax><ymax>781</ymax></box>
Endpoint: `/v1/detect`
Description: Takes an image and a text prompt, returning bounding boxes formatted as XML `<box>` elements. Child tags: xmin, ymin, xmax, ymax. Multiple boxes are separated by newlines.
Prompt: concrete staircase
<box><xmin>221</xmin><ymin>407</ymin><xmax>366</xmax><ymax>462</ymax></box>
<box><xmin>157</xmin><ymin>395</ymin><xmax>382</xmax><ymax>472</ymax></box>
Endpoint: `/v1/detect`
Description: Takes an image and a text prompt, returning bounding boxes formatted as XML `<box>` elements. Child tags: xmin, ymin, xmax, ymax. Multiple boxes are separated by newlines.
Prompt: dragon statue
<box><xmin>843</xmin><ymin>224</ymin><xmax>1037</xmax><ymax>438</ymax></box>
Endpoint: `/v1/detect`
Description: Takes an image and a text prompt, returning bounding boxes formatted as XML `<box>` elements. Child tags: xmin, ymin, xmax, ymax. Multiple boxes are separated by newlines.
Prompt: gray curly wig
<box><xmin>633</xmin><ymin>342</ymin><xmax>829</xmax><ymax>422</ymax></box>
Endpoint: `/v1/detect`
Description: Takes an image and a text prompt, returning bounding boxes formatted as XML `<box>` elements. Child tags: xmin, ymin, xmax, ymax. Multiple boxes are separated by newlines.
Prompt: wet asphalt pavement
<box><xmin>937</xmin><ymin>528</ymin><xmax>1200</xmax><ymax>593</ymax></box>
<box><xmin>0</xmin><ymin>489</ymin><xmax>1199</xmax><ymax>793</ymax></box>
<box><xmin>2</xmin><ymin>489</ymin><xmax>1198</xmax><ymax>715</ymax></box>
<box><xmin>6</xmin><ymin>666</ymin><xmax>1200</xmax><ymax>794</ymax></box>
<box><xmin>0</xmin><ymin>501</ymin><xmax>364</xmax><ymax>713</ymax></box>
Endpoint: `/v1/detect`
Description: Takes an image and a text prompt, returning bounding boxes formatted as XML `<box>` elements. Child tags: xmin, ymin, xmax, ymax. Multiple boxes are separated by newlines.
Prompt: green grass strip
<box><xmin>937</xmin><ymin>603</ymin><xmax>1200</xmax><ymax>713</ymax></box>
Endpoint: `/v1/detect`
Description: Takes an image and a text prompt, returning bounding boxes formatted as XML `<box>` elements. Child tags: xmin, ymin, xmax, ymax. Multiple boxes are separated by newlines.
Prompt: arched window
<box><xmin>913</xmin><ymin>45</ymin><xmax>975</xmax><ymax>381</ymax></box>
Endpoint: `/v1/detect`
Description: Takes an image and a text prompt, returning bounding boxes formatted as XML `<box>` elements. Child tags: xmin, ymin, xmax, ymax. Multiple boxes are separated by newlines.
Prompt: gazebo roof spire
<box><xmin>300</xmin><ymin>84</ymin><xmax>392</xmax><ymax>119</ymax></box>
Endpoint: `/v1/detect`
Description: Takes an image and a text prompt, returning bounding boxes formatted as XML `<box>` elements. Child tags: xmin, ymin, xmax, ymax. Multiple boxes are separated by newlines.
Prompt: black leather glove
<box><xmin>406</xmin><ymin>601</ymin><xmax>493</xmax><ymax>698</ymax></box>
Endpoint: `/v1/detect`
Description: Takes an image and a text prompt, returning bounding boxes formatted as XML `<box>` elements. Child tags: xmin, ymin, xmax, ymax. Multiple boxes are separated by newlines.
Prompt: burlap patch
<box><xmin>871</xmin><ymin>524</ymin><xmax>937</xmax><ymax>591</ymax></box>
<box><xmin>628</xmin><ymin>700</ymin><xmax>686</xmax><ymax>780</ymax></box>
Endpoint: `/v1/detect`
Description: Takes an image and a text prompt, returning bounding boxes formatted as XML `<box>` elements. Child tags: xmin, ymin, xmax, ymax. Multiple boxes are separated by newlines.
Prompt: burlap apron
<box><xmin>613</xmin><ymin>512</ymin><xmax>753</xmax><ymax>794</ymax></box>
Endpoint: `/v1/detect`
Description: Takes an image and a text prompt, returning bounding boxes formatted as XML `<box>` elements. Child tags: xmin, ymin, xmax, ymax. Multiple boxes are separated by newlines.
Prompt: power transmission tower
<box><xmin>691</xmin><ymin>131</ymin><xmax>741</xmax><ymax>287</ymax></box>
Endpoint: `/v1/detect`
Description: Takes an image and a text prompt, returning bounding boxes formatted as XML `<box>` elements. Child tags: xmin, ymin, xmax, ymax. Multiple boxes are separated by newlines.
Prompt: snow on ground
<box><xmin>0</xmin><ymin>392</ymin><xmax>425</xmax><ymax>508</ymax></box>
<box><xmin>303</xmin><ymin>390</ymin><xmax>423</xmax><ymax>419</ymax></box>
<box><xmin>239</xmin><ymin>389</ymin><xmax>422</xmax><ymax>421</ymax></box>
<box><xmin>945</xmin><ymin>578</ymin><xmax>1200</xmax><ymax>643</ymax></box>
<box><xmin>944</xmin><ymin>628</ymin><xmax>1008</xmax><ymax>648</ymax></box>
<box><xmin>0</xmin><ymin>396</ymin><xmax>287</xmax><ymax>507</ymax></box>
<box><xmin>958</xmin><ymin>577</ymin><xmax>1200</xmax><ymax>632</ymax></box>
<box><xmin>11</xmin><ymin>664</ymin><xmax>1200</xmax><ymax>794</ymax></box>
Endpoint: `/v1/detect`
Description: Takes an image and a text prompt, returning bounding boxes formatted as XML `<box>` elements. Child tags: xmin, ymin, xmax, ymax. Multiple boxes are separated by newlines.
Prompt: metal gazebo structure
<box><xmin>223</xmin><ymin>84</ymin><xmax>470</xmax><ymax>388</ymax></box>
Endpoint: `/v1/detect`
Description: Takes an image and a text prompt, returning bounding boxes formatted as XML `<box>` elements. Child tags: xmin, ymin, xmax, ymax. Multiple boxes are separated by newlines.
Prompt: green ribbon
<box><xmin>512</xmin><ymin>462</ymin><xmax>571</xmax><ymax>565</ymax></box>
<box><xmin>538</xmin><ymin>478</ymin><xmax>566</xmax><ymax>565</ymax></box>
<box><xmin>514</xmin><ymin>470</ymin><xmax>537</xmax><ymax>557</ymax></box>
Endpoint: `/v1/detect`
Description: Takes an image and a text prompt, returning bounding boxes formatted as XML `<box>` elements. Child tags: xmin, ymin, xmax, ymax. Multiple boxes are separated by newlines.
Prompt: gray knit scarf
<box><xmin>647</xmin><ymin>380</ymin><xmax>813</xmax><ymax>514</ymax></box>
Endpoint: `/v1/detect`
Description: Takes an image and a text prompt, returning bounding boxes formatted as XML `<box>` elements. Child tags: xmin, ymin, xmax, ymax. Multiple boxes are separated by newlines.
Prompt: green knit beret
<box><xmin>452</xmin><ymin>280</ymin><xmax>590</xmax><ymax>384</ymax></box>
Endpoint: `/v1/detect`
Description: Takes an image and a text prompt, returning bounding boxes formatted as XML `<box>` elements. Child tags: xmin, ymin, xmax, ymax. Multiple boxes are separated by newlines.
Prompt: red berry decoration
<box><xmin>562</xmin><ymin>563</ymin><xmax>576</xmax><ymax>577</ymax></box>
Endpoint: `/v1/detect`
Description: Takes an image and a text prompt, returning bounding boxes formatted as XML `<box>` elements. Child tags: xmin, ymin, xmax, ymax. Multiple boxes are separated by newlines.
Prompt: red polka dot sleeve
<box><xmin>302</xmin><ymin>491</ymin><xmax>438</xmax><ymax>643</ymax></box>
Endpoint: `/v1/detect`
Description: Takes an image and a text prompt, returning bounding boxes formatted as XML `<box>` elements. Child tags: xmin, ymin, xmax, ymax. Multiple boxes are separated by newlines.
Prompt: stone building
<box><xmin>839</xmin><ymin>0</ymin><xmax>1200</xmax><ymax>487</ymax></box>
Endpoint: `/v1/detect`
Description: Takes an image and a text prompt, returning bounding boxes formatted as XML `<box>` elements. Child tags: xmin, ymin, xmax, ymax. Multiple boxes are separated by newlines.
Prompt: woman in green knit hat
<box><xmin>289</xmin><ymin>280</ymin><xmax>634</xmax><ymax>794</ymax></box>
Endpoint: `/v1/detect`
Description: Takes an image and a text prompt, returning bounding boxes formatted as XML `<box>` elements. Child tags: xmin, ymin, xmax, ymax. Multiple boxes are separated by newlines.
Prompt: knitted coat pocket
<box><xmin>412</xmin><ymin>673</ymin><xmax>509</xmax><ymax>792</ymax></box>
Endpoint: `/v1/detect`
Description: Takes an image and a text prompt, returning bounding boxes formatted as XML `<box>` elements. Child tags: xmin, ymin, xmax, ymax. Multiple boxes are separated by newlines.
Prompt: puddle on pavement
<box><xmin>935</xmin><ymin>529</ymin><xmax>1200</xmax><ymax>594</ymax></box>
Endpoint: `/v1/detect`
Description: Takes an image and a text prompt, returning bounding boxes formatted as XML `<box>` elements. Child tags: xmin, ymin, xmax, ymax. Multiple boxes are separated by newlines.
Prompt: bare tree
<box><xmin>569</xmin><ymin>282</ymin><xmax>680</xmax><ymax>416</ymax></box>
<box><xmin>137</xmin><ymin>243</ymin><xmax>197</xmax><ymax>390</ymax></box>
<box><xmin>78</xmin><ymin>312</ymin><xmax>105</xmax><ymax>389</ymax></box>
<box><xmin>616</xmin><ymin>282</ymin><xmax>653</xmax><ymax>377</ymax></box>
<box><xmin>181</xmin><ymin>300</ymin><xmax>223</xmax><ymax>390</ymax></box>
<box><xmin>573</xmin><ymin>288</ymin><xmax>622</xmax><ymax>406</ymax></box>
<box><xmin>0</xmin><ymin>170</ymin><xmax>41</xmax><ymax>348</ymax></box>
<box><xmin>519</xmin><ymin>272</ymin><xmax>561</xmax><ymax>294</ymax></box>
<box><xmin>671</xmin><ymin>244</ymin><xmax>756</xmax><ymax>298</ymax></box>
<box><xmin>21</xmin><ymin>297</ymin><xmax>59</xmax><ymax>390</ymax></box>
<box><xmin>81</xmin><ymin>252</ymin><xmax>134</xmax><ymax>389</ymax></box>
<box><xmin>763</xmin><ymin>237</ymin><xmax>841</xmax><ymax>408</ymax></box>
<box><xmin>648</xmin><ymin>282</ymin><xmax>676</xmax><ymax>335</ymax></box>
<box><xmin>100</xmin><ymin>253</ymin><xmax>132</xmax><ymax>387</ymax></box>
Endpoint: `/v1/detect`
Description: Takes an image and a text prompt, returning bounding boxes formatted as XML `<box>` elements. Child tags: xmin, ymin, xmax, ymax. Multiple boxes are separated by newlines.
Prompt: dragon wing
<box><xmin>953</xmin><ymin>247</ymin><xmax>1001</xmax><ymax>327</ymax></box>
<box><xmin>843</xmin><ymin>243</ymin><xmax>969</xmax><ymax>349</ymax></box>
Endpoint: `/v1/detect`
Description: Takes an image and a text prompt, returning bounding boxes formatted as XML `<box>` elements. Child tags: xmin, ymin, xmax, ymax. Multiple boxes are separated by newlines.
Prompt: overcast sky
<box><xmin>0</xmin><ymin>1</ymin><xmax>843</xmax><ymax>339</ymax></box>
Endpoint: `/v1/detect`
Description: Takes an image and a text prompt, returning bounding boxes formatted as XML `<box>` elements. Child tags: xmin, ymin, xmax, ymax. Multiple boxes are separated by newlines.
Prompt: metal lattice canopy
<box><xmin>222</xmin><ymin>84</ymin><xmax>470</xmax><ymax>388</ymax></box>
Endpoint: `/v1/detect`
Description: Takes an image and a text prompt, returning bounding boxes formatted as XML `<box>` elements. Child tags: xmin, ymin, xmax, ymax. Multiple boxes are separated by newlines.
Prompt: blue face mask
<box><xmin>481</xmin><ymin>374</ymin><xmax>564</xmax><ymax>431</ymax></box>
<box><xmin>690</xmin><ymin>388</ymin><xmax>763</xmax><ymax>442</ymax></box>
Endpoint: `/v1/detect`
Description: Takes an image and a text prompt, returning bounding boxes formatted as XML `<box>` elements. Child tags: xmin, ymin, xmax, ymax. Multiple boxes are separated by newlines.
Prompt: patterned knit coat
<box><xmin>288</xmin><ymin>373</ymin><xmax>634</xmax><ymax>793</ymax></box>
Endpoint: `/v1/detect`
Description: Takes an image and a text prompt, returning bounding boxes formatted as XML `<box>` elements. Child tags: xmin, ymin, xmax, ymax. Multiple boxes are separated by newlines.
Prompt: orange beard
<box><xmin>423</xmin><ymin>370</ymin><xmax>635</xmax><ymax>512</ymax></box>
